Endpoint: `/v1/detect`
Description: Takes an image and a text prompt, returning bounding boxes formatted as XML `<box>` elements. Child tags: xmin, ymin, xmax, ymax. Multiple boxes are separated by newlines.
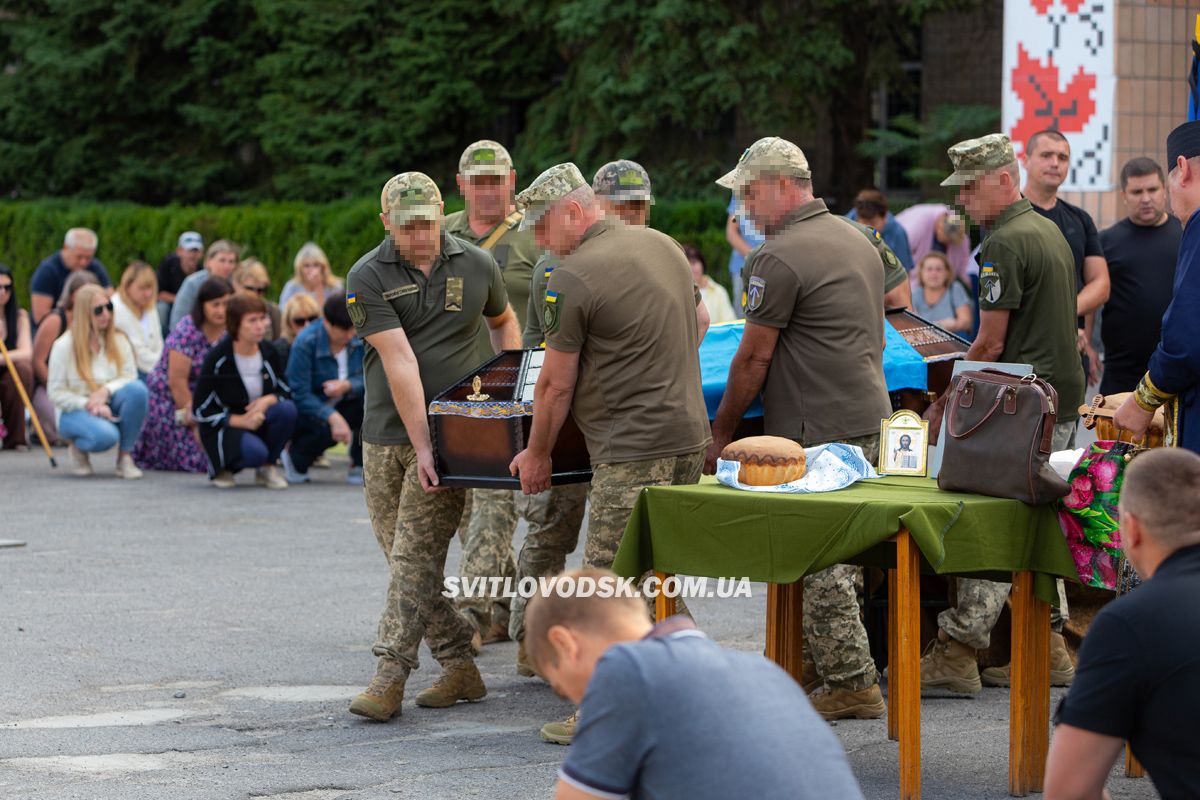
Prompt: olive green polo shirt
<box><xmin>743</xmin><ymin>199</ymin><xmax>891</xmax><ymax>444</ymax></box>
<box><xmin>444</xmin><ymin>209</ymin><xmax>539</xmax><ymax>356</ymax></box>
<box><xmin>978</xmin><ymin>198</ymin><xmax>1085</xmax><ymax>422</ymax></box>
<box><xmin>544</xmin><ymin>217</ymin><xmax>711</xmax><ymax>463</ymax></box>
<box><xmin>346</xmin><ymin>232</ymin><xmax>508</xmax><ymax>446</ymax></box>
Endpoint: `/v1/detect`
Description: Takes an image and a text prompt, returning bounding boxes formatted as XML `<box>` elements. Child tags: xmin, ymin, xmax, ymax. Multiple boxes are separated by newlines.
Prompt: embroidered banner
<box><xmin>1002</xmin><ymin>0</ymin><xmax>1116</xmax><ymax>190</ymax></box>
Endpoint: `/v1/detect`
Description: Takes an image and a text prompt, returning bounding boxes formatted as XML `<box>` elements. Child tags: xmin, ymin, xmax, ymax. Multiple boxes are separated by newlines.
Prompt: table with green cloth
<box><xmin>612</xmin><ymin>475</ymin><xmax>1077</xmax><ymax>800</ymax></box>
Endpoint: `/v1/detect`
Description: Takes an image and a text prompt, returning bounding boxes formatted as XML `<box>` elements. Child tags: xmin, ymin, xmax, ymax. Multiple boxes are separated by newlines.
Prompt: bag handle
<box><xmin>946</xmin><ymin>381</ymin><xmax>1010</xmax><ymax>440</ymax></box>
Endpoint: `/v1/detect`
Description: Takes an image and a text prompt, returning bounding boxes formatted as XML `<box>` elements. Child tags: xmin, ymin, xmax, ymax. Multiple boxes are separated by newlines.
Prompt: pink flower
<box><xmin>1097</xmin><ymin>556</ymin><xmax>1118</xmax><ymax>589</ymax></box>
<box><xmin>1088</xmin><ymin>458</ymin><xmax>1119</xmax><ymax>492</ymax></box>
<box><xmin>1068</xmin><ymin>540</ymin><xmax>1093</xmax><ymax>577</ymax></box>
<box><xmin>1064</xmin><ymin>475</ymin><xmax>1095</xmax><ymax>510</ymax></box>
<box><xmin>1059</xmin><ymin>509</ymin><xmax>1084</xmax><ymax>541</ymax></box>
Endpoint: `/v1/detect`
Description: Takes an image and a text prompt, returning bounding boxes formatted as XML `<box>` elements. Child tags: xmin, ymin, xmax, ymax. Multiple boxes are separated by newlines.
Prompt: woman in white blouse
<box><xmin>111</xmin><ymin>261</ymin><xmax>164</xmax><ymax>378</ymax></box>
<box><xmin>48</xmin><ymin>285</ymin><xmax>149</xmax><ymax>478</ymax></box>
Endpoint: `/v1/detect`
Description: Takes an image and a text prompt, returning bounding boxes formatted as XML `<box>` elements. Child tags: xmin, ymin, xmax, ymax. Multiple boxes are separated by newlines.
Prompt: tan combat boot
<box><xmin>415</xmin><ymin>661</ymin><xmax>487</xmax><ymax>708</ymax></box>
<box><xmin>516</xmin><ymin>640</ymin><xmax>539</xmax><ymax>678</ymax></box>
<box><xmin>809</xmin><ymin>683</ymin><xmax>886</xmax><ymax>721</ymax></box>
<box><xmin>920</xmin><ymin>630</ymin><xmax>982</xmax><ymax>694</ymax></box>
<box><xmin>800</xmin><ymin>656</ymin><xmax>823</xmax><ymax>695</ymax></box>
<box><xmin>540</xmin><ymin>710</ymin><xmax>578</xmax><ymax>745</ymax></box>
<box><xmin>349</xmin><ymin>665</ymin><xmax>407</xmax><ymax>722</ymax></box>
<box><xmin>980</xmin><ymin>631</ymin><xmax>1076</xmax><ymax>687</ymax></box>
<box><xmin>482</xmin><ymin>618</ymin><xmax>510</xmax><ymax>645</ymax></box>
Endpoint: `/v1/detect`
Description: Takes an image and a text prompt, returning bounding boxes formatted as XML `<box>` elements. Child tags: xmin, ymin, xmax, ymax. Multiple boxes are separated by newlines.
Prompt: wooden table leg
<box><xmin>887</xmin><ymin>559</ymin><xmax>899</xmax><ymax>742</ymax></box>
<box><xmin>765</xmin><ymin>582</ymin><xmax>804</xmax><ymax>684</ymax></box>
<box><xmin>654</xmin><ymin>571</ymin><xmax>676</xmax><ymax>621</ymax></box>
<box><xmin>1009</xmin><ymin>571</ymin><xmax>1050</xmax><ymax>796</ymax></box>
<box><xmin>1125</xmin><ymin>744</ymin><xmax>1145</xmax><ymax>778</ymax></box>
<box><xmin>894</xmin><ymin>528</ymin><xmax>922</xmax><ymax>800</ymax></box>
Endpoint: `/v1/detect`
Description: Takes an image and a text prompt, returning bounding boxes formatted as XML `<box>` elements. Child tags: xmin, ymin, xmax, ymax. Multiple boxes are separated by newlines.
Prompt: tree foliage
<box><xmin>0</xmin><ymin>0</ymin><xmax>982</xmax><ymax>205</ymax></box>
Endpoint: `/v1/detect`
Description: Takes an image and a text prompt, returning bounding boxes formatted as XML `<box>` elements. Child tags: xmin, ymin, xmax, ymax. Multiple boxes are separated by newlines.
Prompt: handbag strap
<box><xmin>946</xmin><ymin>383</ymin><xmax>1008</xmax><ymax>440</ymax></box>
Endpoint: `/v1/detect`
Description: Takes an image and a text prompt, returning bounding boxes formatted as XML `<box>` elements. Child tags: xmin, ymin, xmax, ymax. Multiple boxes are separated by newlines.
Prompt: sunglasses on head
<box><xmin>292</xmin><ymin>315</ymin><xmax>318</xmax><ymax>326</ymax></box>
<box><xmin>93</xmin><ymin>301</ymin><xmax>114</xmax><ymax>316</ymax></box>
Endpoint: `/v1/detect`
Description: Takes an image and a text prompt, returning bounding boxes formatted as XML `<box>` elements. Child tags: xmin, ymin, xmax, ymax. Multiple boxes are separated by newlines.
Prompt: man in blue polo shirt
<box><xmin>29</xmin><ymin>227</ymin><xmax>110</xmax><ymax>325</ymax></box>
<box><xmin>1044</xmin><ymin>448</ymin><xmax>1200</xmax><ymax>800</ymax></box>
<box><xmin>525</xmin><ymin>568</ymin><xmax>864</xmax><ymax>800</ymax></box>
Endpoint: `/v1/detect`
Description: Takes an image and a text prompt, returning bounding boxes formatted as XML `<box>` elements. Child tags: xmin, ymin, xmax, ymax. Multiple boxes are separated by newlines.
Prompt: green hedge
<box><xmin>0</xmin><ymin>198</ymin><xmax>734</xmax><ymax>303</ymax></box>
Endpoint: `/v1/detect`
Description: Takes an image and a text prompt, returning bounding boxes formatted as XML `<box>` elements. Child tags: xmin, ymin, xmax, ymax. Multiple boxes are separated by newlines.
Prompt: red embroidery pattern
<box><xmin>1031</xmin><ymin>0</ymin><xmax>1086</xmax><ymax>14</ymax></box>
<box><xmin>1009</xmin><ymin>44</ymin><xmax>1097</xmax><ymax>148</ymax></box>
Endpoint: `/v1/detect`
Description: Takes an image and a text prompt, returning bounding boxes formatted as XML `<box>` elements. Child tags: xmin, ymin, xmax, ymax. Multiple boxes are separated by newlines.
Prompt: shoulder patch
<box><xmin>347</xmin><ymin>292</ymin><xmax>366</xmax><ymax>327</ymax></box>
<box><xmin>979</xmin><ymin>263</ymin><xmax>1002</xmax><ymax>303</ymax></box>
<box><xmin>747</xmin><ymin>276</ymin><xmax>766</xmax><ymax>312</ymax></box>
<box><xmin>542</xmin><ymin>290</ymin><xmax>560</xmax><ymax>334</ymax></box>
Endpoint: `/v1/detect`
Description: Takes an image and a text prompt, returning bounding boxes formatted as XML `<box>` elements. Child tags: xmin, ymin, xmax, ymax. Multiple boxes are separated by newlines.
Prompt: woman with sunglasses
<box><xmin>0</xmin><ymin>264</ymin><xmax>34</xmax><ymax>449</ymax></box>
<box><xmin>132</xmin><ymin>277</ymin><xmax>232</xmax><ymax>473</ymax></box>
<box><xmin>232</xmin><ymin>259</ymin><xmax>282</xmax><ymax>340</ymax></box>
<box><xmin>273</xmin><ymin>293</ymin><xmax>321</xmax><ymax>367</ymax></box>
<box><xmin>30</xmin><ymin>272</ymin><xmax>100</xmax><ymax>446</ymax></box>
<box><xmin>279</xmin><ymin>242</ymin><xmax>342</xmax><ymax>312</ymax></box>
<box><xmin>47</xmin><ymin>285</ymin><xmax>148</xmax><ymax>478</ymax></box>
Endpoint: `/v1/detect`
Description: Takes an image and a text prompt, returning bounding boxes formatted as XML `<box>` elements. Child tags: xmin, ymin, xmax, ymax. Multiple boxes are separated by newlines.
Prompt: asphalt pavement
<box><xmin>0</xmin><ymin>448</ymin><xmax>1156</xmax><ymax>799</ymax></box>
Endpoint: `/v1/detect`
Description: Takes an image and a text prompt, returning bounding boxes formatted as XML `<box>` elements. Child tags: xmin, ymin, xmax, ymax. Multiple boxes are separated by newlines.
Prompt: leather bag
<box><xmin>937</xmin><ymin>369</ymin><xmax>1069</xmax><ymax>505</ymax></box>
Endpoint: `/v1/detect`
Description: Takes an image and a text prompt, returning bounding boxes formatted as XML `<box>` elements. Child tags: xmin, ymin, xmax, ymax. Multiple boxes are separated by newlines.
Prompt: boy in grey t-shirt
<box><xmin>525</xmin><ymin>568</ymin><xmax>864</xmax><ymax>800</ymax></box>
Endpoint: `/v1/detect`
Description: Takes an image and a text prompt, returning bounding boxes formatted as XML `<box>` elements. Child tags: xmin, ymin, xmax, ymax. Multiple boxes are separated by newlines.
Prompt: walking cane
<box><xmin>0</xmin><ymin>337</ymin><xmax>56</xmax><ymax>468</ymax></box>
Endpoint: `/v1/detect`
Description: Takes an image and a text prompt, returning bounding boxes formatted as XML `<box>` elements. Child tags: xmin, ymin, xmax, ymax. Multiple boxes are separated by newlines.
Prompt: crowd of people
<box><xmin>3</xmin><ymin>122</ymin><xmax>1198</xmax><ymax>799</ymax></box>
<box><xmin>0</xmin><ymin>230</ymin><xmax>367</xmax><ymax>488</ymax></box>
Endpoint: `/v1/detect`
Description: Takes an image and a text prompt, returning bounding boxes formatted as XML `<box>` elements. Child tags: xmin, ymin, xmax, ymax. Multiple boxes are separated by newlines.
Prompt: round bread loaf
<box><xmin>720</xmin><ymin>436</ymin><xmax>807</xmax><ymax>486</ymax></box>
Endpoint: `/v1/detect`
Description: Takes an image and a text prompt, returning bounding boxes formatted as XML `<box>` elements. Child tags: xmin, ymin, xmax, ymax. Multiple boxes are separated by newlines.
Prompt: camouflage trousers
<box><xmin>508</xmin><ymin>482</ymin><xmax>590</xmax><ymax>642</ymax></box>
<box><xmin>362</xmin><ymin>442</ymin><xmax>476</xmax><ymax>676</ymax></box>
<box><xmin>455</xmin><ymin>489</ymin><xmax>518</xmax><ymax>633</ymax></box>
<box><xmin>803</xmin><ymin>433</ymin><xmax>880</xmax><ymax>692</ymax></box>
<box><xmin>937</xmin><ymin>421</ymin><xmax>1075</xmax><ymax>650</ymax></box>
<box><xmin>587</xmin><ymin>450</ymin><xmax>706</xmax><ymax>619</ymax></box>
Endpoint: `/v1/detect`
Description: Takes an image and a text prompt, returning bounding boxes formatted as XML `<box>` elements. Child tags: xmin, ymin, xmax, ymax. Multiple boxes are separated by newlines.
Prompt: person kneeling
<box><xmin>1044</xmin><ymin>449</ymin><xmax>1200</xmax><ymax>800</ymax></box>
<box><xmin>526</xmin><ymin>568</ymin><xmax>865</xmax><ymax>800</ymax></box>
<box><xmin>193</xmin><ymin>294</ymin><xmax>296</xmax><ymax>489</ymax></box>
<box><xmin>48</xmin><ymin>285</ymin><xmax>148</xmax><ymax>478</ymax></box>
<box><xmin>282</xmin><ymin>292</ymin><xmax>364</xmax><ymax>485</ymax></box>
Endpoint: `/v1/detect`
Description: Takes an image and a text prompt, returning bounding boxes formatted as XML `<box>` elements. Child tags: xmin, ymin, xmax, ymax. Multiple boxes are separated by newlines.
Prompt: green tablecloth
<box><xmin>613</xmin><ymin>475</ymin><xmax>1077</xmax><ymax>605</ymax></box>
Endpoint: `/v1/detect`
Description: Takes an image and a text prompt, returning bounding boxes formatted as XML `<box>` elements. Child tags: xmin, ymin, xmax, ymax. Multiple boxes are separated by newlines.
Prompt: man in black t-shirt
<box><xmin>1021</xmin><ymin>130</ymin><xmax>1110</xmax><ymax>384</ymax></box>
<box><xmin>156</xmin><ymin>231</ymin><xmax>204</xmax><ymax>335</ymax></box>
<box><xmin>1045</xmin><ymin>448</ymin><xmax>1200</xmax><ymax>800</ymax></box>
<box><xmin>1098</xmin><ymin>158</ymin><xmax>1181</xmax><ymax>394</ymax></box>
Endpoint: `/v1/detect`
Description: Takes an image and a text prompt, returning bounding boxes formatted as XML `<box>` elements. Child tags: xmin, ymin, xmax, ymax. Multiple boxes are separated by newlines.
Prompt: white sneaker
<box><xmin>115</xmin><ymin>453</ymin><xmax>143</xmax><ymax>480</ymax></box>
<box><xmin>256</xmin><ymin>464</ymin><xmax>288</xmax><ymax>490</ymax></box>
<box><xmin>280</xmin><ymin>449</ymin><xmax>310</xmax><ymax>484</ymax></box>
<box><xmin>68</xmin><ymin>444</ymin><xmax>93</xmax><ymax>477</ymax></box>
<box><xmin>313</xmin><ymin>454</ymin><xmax>332</xmax><ymax>469</ymax></box>
<box><xmin>212</xmin><ymin>470</ymin><xmax>236</xmax><ymax>488</ymax></box>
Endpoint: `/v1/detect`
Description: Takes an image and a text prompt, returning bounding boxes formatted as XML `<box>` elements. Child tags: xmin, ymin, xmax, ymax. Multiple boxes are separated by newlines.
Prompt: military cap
<box><xmin>459</xmin><ymin>140</ymin><xmax>514</xmax><ymax>178</ymax></box>
<box><xmin>592</xmin><ymin>159</ymin><xmax>652</xmax><ymax>202</ymax></box>
<box><xmin>380</xmin><ymin>172</ymin><xmax>443</xmax><ymax>225</ymax></box>
<box><xmin>515</xmin><ymin>163</ymin><xmax>588</xmax><ymax>231</ymax></box>
<box><xmin>715</xmin><ymin>137</ymin><xmax>812</xmax><ymax>192</ymax></box>
<box><xmin>940</xmin><ymin>133</ymin><xmax>1016</xmax><ymax>187</ymax></box>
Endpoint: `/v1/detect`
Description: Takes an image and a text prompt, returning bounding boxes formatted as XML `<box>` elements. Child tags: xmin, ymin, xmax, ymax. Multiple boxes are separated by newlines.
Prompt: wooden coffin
<box><xmin>886</xmin><ymin>308</ymin><xmax>971</xmax><ymax>413</ymax></box>
<box><xmin>429</xmin><ymin>349</ymin><xmax>592</xmax><ymax>489</ymax></box>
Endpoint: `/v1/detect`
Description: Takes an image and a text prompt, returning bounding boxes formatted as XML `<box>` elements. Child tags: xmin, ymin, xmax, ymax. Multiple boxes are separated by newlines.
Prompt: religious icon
<box><xmin>879</xmin><ymin>410</ymin><xmax>929</xmax><ymax>477</ymax></box>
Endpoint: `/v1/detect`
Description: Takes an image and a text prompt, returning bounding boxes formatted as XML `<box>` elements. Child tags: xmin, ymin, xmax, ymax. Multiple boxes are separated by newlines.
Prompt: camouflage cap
<box><xmin>592</xmin><ymin>159</ymin><xmax>652</xmax><ymax>202</ymax></box>
<box><xmin>940</xmin><ymin>133</ymin><xmax>1017</xmax><ymax>187</ymax></box>
<box><xmin>515</xmin><ymin>163</ymin><xmax>587</xmax><ymax>231</ymax></box>
<box><xmin>380</xmin><ymin>172</ymin><xmax>443</xmax><ymax>225</ymax></box>
<box><xmin>458</xmin><ymin>139</ymin><xmax>513</xmax><ymax>178</ymax></box>
<box><xmin>716</xmin><ymin>137</ymin><xmax>812</xmax><ymax>192</ymax></box>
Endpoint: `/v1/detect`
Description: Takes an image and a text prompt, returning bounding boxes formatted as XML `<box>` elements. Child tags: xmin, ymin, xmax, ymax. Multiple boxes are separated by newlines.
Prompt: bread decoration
<box><xmin>720</xmin><ymin>436</ymin><xmax>807</xmax><ymax>486</ymax></box>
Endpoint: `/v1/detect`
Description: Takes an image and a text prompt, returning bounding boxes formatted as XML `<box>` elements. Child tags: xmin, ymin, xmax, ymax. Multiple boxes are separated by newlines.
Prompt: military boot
<box><xmin>801</xmin><ymin>656</ymin><xmax>822</xmax><ymax>695</ymax></box>
<box><xmin>809</xmin><ymin>683</ymin><xmax>886</xmax><ymax>721</ymax></box>
<box><xmin>516</xmin><ymin>640</ymin><xmax>539</xmax><ymax>678</ymax></box>
<box><xmin>482</xmin><ymin>618</ymin><xmax>510</xmax><ymax>645</ymax></box>
<box><xmin>349</xmin><ymin>664</ymin><xmax>407</xmax><ymax>722</ymax></box>
<box><xmin>415</xmin><ymin>661</ymin><xmax>487</xmax><ymax>708</ymax></box>
<box><xmin>920</xmin><ymin>630</ymin><xmax>981</xmax><ymax>694</ymax></box>
<box><xmin>540</xmin><ymin>710</ymin><xmax>578</xmax><ymax>745</ymax></box>
<box><xmin>980</xmin><ymin>631</ymin><xmax>1076</xmax><ymax>687</ymax></box>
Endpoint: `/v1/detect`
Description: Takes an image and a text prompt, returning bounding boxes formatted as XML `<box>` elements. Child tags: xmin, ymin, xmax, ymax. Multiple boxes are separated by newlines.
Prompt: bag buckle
<box><xmin>958</xmin><ymin>379</ymin><xmax>975</xmax><ymax>408</ymax></box>
<box><xmin>1003</xmin><ymin>387</ymin><xmax>1017</xmax><ymax>415</ymax></box>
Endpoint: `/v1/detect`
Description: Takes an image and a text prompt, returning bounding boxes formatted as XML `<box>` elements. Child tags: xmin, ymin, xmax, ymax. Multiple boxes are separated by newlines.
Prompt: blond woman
<box><xmin>111</xmin><ymin>261</ymin><xmax>164</xmax><ymax>376</ymax></box>
<box><xmin>279</xmin><ymin>242</ymin><xmax>342</xmax><ymax>312</ymax></box>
